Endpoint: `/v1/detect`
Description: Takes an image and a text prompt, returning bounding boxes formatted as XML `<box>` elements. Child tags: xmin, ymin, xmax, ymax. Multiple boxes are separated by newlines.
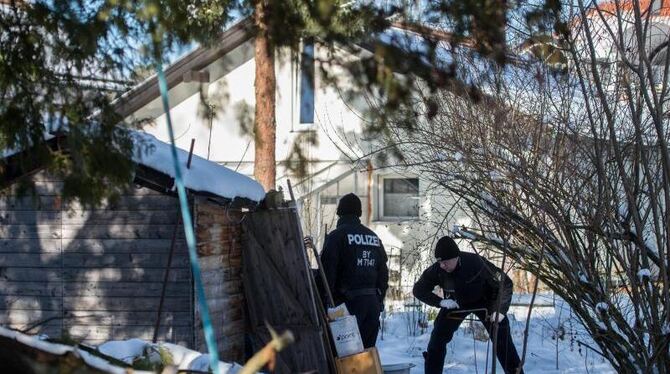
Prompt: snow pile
<box><xmin>0</xmin><ymin>327</ymin><xmax>134</xmax><ymax>374</ymax></box>
<box><xmin>99</xmin><ymin>339</ymin><xmax>244</xmax><ymax>373</ymax></box>
<box><xmin>452</xmin><ymin>224</ymin><xmax>477</xmax><ymax>240</ymax></box>
<box><xmin>98</xmin><ymin>339</ymin><xmax>148</xmax><ymax>364</ymax></box>
<box><xmin>132</xmin><ymin>131</ymin><xmax>265</xmax><ymax>202</ymax></box>
<box><xmin>377</xmin><ymin>297</ymin><xmax>616</xmax><ymax>373</ymax></box>
<box><xmin>0</xmin><ymin>327</ymin><xmax>244</xmax><ymax>374</ymax></box>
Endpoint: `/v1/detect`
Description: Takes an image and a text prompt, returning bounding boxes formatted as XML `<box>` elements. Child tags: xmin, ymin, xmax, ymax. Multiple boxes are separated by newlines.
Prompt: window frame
<box><xmin>298</xmin><ymin>38</ymin><xmax>315</xmax><ymax>125</ymax></box>
<box><xmin>376</xmin><ymin>175</ymin><xmax>421</xmax><ymax>221</ymax></box>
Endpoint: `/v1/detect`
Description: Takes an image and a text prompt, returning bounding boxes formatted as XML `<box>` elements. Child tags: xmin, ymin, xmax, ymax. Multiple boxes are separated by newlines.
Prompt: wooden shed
<box><xmin>0</xmin><ymin>133</ymin><xmax>265</xmax><ymax>363</ymax></box>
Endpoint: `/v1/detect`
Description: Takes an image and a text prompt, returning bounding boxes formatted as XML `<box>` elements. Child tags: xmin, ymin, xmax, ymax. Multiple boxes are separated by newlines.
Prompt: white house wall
<box><xmin>135</xmin><ymin>41</ymin><xmax>367</xmax><ymax>174</ymax></box>
<box><xmin>128</xmin><ymin>38</ymin><xmax>474</xmax><ymax>294</ymax></box>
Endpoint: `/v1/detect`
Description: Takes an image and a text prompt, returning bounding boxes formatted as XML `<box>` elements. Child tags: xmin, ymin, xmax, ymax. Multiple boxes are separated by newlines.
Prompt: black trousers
<box><xmin>425</xmin><ymin>308</ymin><xmax>524</xmax><ymax>374</ymax></box>
<box><xmin>345</xmin><ymin>295</ymin><xmax>381</xmax><ymax>348</ymax></box>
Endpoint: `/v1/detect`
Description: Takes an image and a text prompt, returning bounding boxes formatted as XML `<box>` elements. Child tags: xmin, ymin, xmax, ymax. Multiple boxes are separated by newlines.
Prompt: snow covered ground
<box><xmin>376</xmin><ymin>295</ymin><xmax>616</xmax><ymax>374</ymax></box>
<box><xmin>2</xmin><ymin>293</ymin><xmax>618</xmax><ymax>373</ymax></box>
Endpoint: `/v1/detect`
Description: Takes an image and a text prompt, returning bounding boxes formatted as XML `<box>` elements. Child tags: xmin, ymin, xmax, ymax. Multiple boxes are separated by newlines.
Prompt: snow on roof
<box><xmin>0</xmin><ymin>326</ymin><xmax>135</xmax><ymax>374</ymax></box>
<box><xmin>2</xmin><ymin>130</ymin><xmax>55</xmax><ymax>159</ymax></box>
<box><xmin>133</xmin><ymin>131</ymin><xmax>266</xmax><ymax>202</ymax></box>
<box><xmin>2</xmin><ymin>129</ymin><xmax>265</xmax><ymax>203</ymax></box>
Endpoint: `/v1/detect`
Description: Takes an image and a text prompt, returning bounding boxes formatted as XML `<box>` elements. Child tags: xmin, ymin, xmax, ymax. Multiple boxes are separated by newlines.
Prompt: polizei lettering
<box><xmin>347</xmin><ymin>234</ymin><xmax>381</xmax><ymax>247</ymax></box>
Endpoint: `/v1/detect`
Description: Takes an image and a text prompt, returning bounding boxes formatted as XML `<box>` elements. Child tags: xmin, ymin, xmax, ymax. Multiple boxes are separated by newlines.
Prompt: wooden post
<box><xmin>366</xmin><ymin>161</ymin><xmax>373</xmax><ymax>225</ymax></box>
<box><xmin>153</xmin><ymin>211</ymin><xmax>181</xmax><ymax>343</ymax></box>
<box><xmin>287</xmin><ymin>179</ymin><xmax>337</xmax><ymax>371</ymax></box>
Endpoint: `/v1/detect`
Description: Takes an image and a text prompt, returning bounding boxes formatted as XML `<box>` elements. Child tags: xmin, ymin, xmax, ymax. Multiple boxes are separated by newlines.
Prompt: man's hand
<box><xmin>439</xmin><ymin>299</ymin><xmax>459</xmax><ymax>310</ymax></box>
<box><xmin>489</xmin><ymin>311</ymin><xmax>505</xmax><ymax>322</ymax></box>
<box><xmin>303</xmin><ymin>236</ymin><xmax>314</xmax><ymax>249</ymax></box>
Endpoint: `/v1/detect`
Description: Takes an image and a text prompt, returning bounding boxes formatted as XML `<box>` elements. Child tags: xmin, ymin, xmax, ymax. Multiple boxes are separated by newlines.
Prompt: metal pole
<box><xmin>187</xmin><ymin>138</ymin><xmax>195</xmax><ymax>169</ymax></box>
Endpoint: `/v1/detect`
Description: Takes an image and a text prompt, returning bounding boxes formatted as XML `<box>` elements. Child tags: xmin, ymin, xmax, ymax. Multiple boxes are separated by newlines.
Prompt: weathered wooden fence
<box><xmin>0</xmin><ymin>172</ymin><xmax>192</xmax><ymax>345</ymax></box>
<box><xmin>242</xmin><ymin>208</ymin><xmax>330</xmax><ymax>373</ymax></box>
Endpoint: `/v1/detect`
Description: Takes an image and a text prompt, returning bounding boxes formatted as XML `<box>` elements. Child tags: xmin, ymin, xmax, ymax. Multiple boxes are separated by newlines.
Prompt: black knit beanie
<box><xmin>337</xmin><ymin>193</ymin><xmax>362</xmax><ymax>217</ymax></box>
<box><xmin>435</xmin><ymin>236</ymin><xmax>460</xmax><ymax>261</ymax></box>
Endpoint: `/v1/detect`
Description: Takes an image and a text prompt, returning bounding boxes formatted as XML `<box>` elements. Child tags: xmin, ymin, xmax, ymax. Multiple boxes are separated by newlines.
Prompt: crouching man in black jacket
<box><xmin>413</xmin><ymin>236</ymin><xmax>524</xmax><ymax>374</ymax></box>
<box><xmin>321</xmin><ymin>193</ymin><xmax>389</xmax><ymax>348</ymax></box>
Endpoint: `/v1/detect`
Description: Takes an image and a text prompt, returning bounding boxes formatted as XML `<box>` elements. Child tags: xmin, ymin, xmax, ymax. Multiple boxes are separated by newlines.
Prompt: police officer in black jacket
<box><xmin>413</xmin><ymin>236</ymin><xmax>524</xmax><ymax>374</ymax></box>
<box><xmin>321</xmin><ymin>193</ymin><xmax>389</xmax><ymax>348</ymax></box>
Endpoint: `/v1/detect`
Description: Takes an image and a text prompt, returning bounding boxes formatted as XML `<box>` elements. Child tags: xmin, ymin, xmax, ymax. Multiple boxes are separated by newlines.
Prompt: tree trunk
<box><xmin>253</xmin><ymin>0</ymin><xmax>277</xmax><ymax>191</ymax></box>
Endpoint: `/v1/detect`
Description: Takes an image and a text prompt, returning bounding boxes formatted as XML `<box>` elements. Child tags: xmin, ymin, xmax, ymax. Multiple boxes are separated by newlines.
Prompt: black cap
<box><xmin>337</xmin><ymin>193</ymin><xmax>362</xmax><ymax>217</ymax></box>
<box><xmin>435</xmin><ymin>236</ymin><xmax>460</xmax><ymax>261</ymax></box>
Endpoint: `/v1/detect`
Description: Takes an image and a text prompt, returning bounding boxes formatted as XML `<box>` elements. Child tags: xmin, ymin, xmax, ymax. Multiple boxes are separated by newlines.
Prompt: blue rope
<box><xmin>156</xmin><ymin>63</ymin><xmax>221</xmax><ymax>374</ymax></box>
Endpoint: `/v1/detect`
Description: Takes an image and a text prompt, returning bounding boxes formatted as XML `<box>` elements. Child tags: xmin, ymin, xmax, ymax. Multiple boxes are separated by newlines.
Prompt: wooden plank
<box><xmin>199</xmin><ymin>270</ymin><xmax>242</xmax><ymax>286</ymax></box>
<box><xmin>0</xmin><ymin>310</ymin><xmax>192</xmax><ymax>332</ymax></box>
<box><xmin>0</xmin><ymin>239</ymin><xmax>62</xmax><ymax>253</ymax></box>
<box><xmin>3</xmin><ymin>181</ymin><xmax>64</xmax><ymax>196</ymax></box>
<box><xmin>0</xmin><ymin>310</ymin><xmax>61</xmax><ymax>326</ymax></box>
<box><xmin>6</xmin><ymin>320</ymin><xmax>63</xmax><ymax>334</ymax></box>
<box><xmin>62</xmin><ymin>268</ymin><xmax>191</xmax><ymax>283</ymax></box>
<box><xmin>63</xmin><ymin>195</ymin><xmax>179</xmax><ymax>211</ymax></box>
<box><xmin>61</xmin><ymin>225</ymin><xmax>185</xmax><ymax>239</ymax></box>
<box><xmin>81</xmin><ymin>337</ymin><xmax>194</xmax><ymax>347</ymax></box>
<box><xmin>63</xmin><ymin>296</ymin><xmax>190</xmax><ymax>312</ymax></box>
<box><xmin>122</xmin><ymin>185</ymin><xmax>171</xmax><ymax>196</ymax></box>
<box><xmin>199</xmin><ymin>254</ymin><xmax>242</xmax><ymax>270</ymax></box>
<box><xmin>208</xmin><ymin>306</ymin><xmax>244</xmax><ymax>326</ymax></box>
<box><xmin>201</xmin><ymin>280</ymin><xmax>243</xmax><ymax>296</ymax></box>
<box><xmin>10</xmin><ymin>324</ymin><xmax>62</xmax><ymax>338</ymax></box>
<box><xmin>0</xmin><ymin>296</ymin><xmax>62</xmax><ymax>311</ymax></box>
<box><xmin>63</xmin><ymin>239</ymin><xmax>185</xmax><ymax>254</ymax></box>
<box><xmin>0</xmin><ymin>268</ymin><xmax>63</xmax><ymax>282</ymax></box>
<box><xmin>18</xmin><ymin>171</ymin><xmax>61</xmax><ymax>183</ymax></box>
<box><xmin>0</xmin><ymin>254</ymin><xmax>63</xmax><ymax>268</ymax></box>
<box><xmin>198</xmin><ymin>255</ymin><xmax>225</xmax><ymax>272</ymax></box>
<box><xmin>242</xmin><ymin>209</ymin><xmax>329</xmax><ymax>373</ymax></box>
<box><xmin>62</xmin><ymin>311</ymin><xmax>192</xmax><ymax>327</ymax></box>
<box><xmin>62</xmin><ymin>210</ymin><xmax>179</xmax><ymax>225</ymax></box>
<box><xmin>61</xmin><ymin>253</ymin><xmax>189</xmax><ymax>268</ymax></box>
<box><xmin>203</xmin><ymin>295</ymin><xmax>244</xmax><ymax>313</ymax></box>
<box><xmin>0</xmin><ymin>225</ymin><xmax>61</xmax><ymax>239</ymax></box>
<box><xmin>62</xmin><ymin>281</ymin><xmax>190</xmax><ymax>297</ymax></box>
<box><xmin>64</xmin><ymin>324</ymin><xmax>192</xmax><ymax>342</ymax></box>
<box><xmin>0</xmin><ymin>211</ymin><xmax>61</xmax><ymax>225</ymax></box>
<box><xmin>0</xmin><ymin>281</ymin><xmax>63</xmax><ymax>297</ymax></box>
<box><xmin>0</xmin><ymin>196</ymin><xmax>61</xmax><ymax>211</ymax></box>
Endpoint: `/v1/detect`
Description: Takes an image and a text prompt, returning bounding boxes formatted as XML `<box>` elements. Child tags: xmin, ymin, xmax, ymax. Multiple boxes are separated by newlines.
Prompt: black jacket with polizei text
<box><xmin>321</xmin><ymin>215</ymin><xmax>389</xmax><ymax>305</ymax></box>
<box><xmin>412</xmin><ymin>252</ymin><xmax>513</xmax><ymax>314</ymax></box>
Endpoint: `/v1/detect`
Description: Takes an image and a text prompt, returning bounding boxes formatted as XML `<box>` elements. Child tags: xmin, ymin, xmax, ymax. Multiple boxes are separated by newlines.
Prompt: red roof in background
<box><xmin>588</xmin><ymin>0</ymin><xmax>670</xmax><ymax>17</ymax></box>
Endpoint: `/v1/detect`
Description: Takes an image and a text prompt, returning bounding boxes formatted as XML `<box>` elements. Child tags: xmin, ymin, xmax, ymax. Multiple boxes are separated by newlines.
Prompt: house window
<box><xmin>299</xmin><ymin>39</ymin><xmax>315</xmax><ymax>124</ymax></box>
<box><xmin>380</xmin><ymin>177</ymin><xmax>419</xmax><ymax>219</ymax></box>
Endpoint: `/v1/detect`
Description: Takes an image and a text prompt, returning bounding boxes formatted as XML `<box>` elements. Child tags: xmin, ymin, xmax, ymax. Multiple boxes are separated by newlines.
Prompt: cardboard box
<box><xmin>335</xmin><ymin>347</ymin><xmax>383</xmax><ymax>374</ymax></box>
<box><xmin>329</xmin><ymin>315</ymin><xmax>364</xmax><ymax>357</ymax></box>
